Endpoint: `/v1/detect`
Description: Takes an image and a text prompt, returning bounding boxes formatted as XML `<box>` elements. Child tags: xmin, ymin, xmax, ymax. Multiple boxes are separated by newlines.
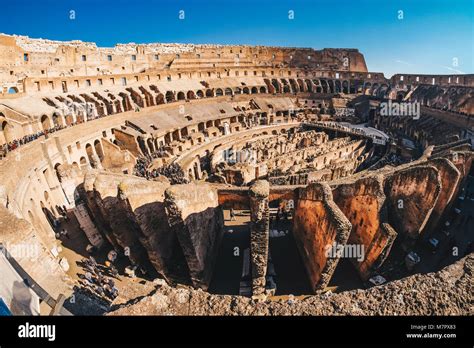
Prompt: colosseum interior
<box><xmin>0</xmin><ymin>33</ymin><xmax>472</xmax><ymax>317</ymax></box>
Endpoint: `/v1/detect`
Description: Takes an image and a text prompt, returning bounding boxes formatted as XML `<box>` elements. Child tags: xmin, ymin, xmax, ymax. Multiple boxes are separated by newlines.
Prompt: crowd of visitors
<box><xmin>134</xmin><ymin>153</ymin><xmax>188</xmax><ymax>184</ymax></box>
<box><xmin>0</xmin><ymin>125</ymin><xmax>66</xmax><ymax>158</ymax></box>
<box><xmin>77</xmin><ymin>256</ymin><xmax>120</xmax><ymax>302</ymax></box>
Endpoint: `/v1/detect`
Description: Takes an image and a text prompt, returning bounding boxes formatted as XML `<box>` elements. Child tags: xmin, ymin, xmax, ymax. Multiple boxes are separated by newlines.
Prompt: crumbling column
<box><xmin>249</xmin><ymin>180</ymin><xmax>270</xmax><ymax>299</ymax></box>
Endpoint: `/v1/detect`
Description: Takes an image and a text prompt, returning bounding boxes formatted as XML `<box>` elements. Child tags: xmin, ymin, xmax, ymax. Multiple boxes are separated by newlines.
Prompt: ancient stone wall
<box><xmin>292</xmin><ymin>183</ymin><xmax>351</xmax><ymax>291</ymax></box>
<box><xmin>164</xmin><ymin>183</ymin><xmax>224</xmax><ymax>289</ymax></box>
<box><xmin>249</xmin><ymin>180</ymin><xmax>270</xmax><ymax>297</ymax></box>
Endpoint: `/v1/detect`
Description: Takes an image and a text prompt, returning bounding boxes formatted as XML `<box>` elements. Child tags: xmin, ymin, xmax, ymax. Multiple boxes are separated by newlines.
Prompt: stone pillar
<box><xmin>249</xmin><ymin>180</ymin><xmax>270</xmax><ymax>299</ymax></box>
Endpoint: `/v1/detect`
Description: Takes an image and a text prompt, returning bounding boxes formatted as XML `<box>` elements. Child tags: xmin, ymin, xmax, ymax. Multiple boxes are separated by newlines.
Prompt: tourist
<box><xmin>230</xmin><ymin>207</ymin><xmax>236</xmax><ymax>221</ymax></box>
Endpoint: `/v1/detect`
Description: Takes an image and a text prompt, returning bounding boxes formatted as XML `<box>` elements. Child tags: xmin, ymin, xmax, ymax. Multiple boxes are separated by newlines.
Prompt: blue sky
<box><xmin>1</xmin><ymin>0</ymin><xmax>472</xmax><ymax>77</ymax></box>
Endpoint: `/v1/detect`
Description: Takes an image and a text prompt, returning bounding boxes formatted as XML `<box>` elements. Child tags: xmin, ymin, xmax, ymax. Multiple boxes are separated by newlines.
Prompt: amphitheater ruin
<box><xmin>0</xmin><ymin>34</ymin><xmax>472</xmax><ymax>315</ymax></box>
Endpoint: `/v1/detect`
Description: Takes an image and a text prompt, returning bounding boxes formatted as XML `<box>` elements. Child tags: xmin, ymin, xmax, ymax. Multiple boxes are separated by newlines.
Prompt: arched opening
<box><xmin>156</xmin><ymin>93</ymin><xmax>165</xmax><ymax>104</ymax></box>
<box><xmin>177</xmin><ymin>91</ymin><xmax>186</xmax><ymax>100</ymax></box>
<box><xmin>52</xmin><ymin>112</ymin><xmax>64</xmax><ymax>128</ymax></box>
<box><xmin>259</xmin><ymin>86</ymin><xmax>267</xmax><ymax>94</ymax></box>
<box><xmin>94</xmin><ymin>139</ymin><xmax>104</xmax><ymax>161</ymax></box>
<box><xmin>85</xmin><ymin>143</ymin><xmax>96</xmax><ymax>168</ymax></box>
<box><xmin>65</xmin><ymin>114</ymin><xmax>74</xmax><ymax>126</ymax></box>
<box><xmin>41</xmin><ymin>115</ymin><xmax>51</xmax><ymax>131</ymax></box>
<box><xmin>205</xmin><ymin>89</ymin><xmax>214</xmax><ymax>97</ymax></box>
<box><xmin>166</xmin><ymin>91</ymin><xmax>175</xmax><ymax>103</ymax></box>
<box><xmin>147</xmin><ymin>138</ymin><xmax>155</xmax><ymax>153</ymax></box>
<box><xmin>137</xmin><ymin>136</ymin><xmax>149</xmax><ymax>155</ymax></box>
<box><xmin>79</xmin><ymin>156</ymin><xmax>88</xmax><ymax>168</ymax></box>
<box><xmin>54</xmin><ymin>163</ymin><xmax>62</xmax><ymax>183</ymax></box>
<box><xmin>320</xmin><ymin>80</ymin><xmax>328</xmax><ymax>93</ymax></box>
<box><xmin>271</xmin><ymin>79</ymin><xmax>281</xmax><ymax>93</ymax></box>
<box><xmin>342</xmin><ymin>80</ymin><xmax>349</xmax><ymax>94</ymax></box>
<box><xmin>72</xmin><ymin>162</ymin><xmax>80</xmax><ymax>172</ymax></box>
<box><xmin>0</xmin><ymin>119</ymin><xmax>14</xmax><ymax>144</ymax></box>
<box><xmin>243</xmin><ymin>87</ymin><xmax>250</xmax><ymax>94</ymax></box>
<box><xmin>225</xmin><ymin>88</ymin><xmax>233</xmax><ymax>96</ymax></box>
<box><xmin>187</xmin><ymin>90</ymin><xmax>196</xmax><ymax>99</ymax></box>
<box><xmin>251</xmin><ymin>87</ymin><xmax>258</xmax><ymax>94</ymax></box>
<box><xmin>215</xmin><ymin>88</ymin><xmax>223</xmax><ymax>97</ymax></box>
<box><xmin>8</xmin><ymin>87</ymin><xmax>18</xmax><ymax>94</ymax></box>
<box><xmin>196</xmin><ymin>90</ymin><xmax>204</xmax><ymax>98</ymax></box>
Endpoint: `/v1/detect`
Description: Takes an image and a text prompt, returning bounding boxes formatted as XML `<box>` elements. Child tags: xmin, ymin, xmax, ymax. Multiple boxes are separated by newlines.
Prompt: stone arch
<box><xmin>271</xmin><ymin>79</ymin><xmax>281</xmax><ymax>93</ymax></box>
<box><xmin>243</xmin><ymin>87</ymin><xmax>250</xmax><ymax>94</ymax></box>
<box><xmin>166</xmin><ymin>91</ymin><xmax>175</xmax><ymax>103</ymax></box>
<box><xmin>320</xmin><ymin>80</ymin><xmax>329</xmax><ymax>93</ymax></box>
<box><xmin>85</xmin><ymin>143</ymin><xmax>97</xmax><ymax>168</ymax></box>
<box><xmin>205</xmin><ymin>89</ymin><xmax>214</xmax><ymax>97</ymax></box>
<box><xmin>259</xmin><ymin>86</ymin><xmax>267</xmax><ymax>93</ymax></box>
<box><xmin>251</xmin><ymin>87</ymin><xmax>258</xmax><ymax>94</ymax></box>
<box><xmin>342</xmin><ymin>80</ymin><xmax>349</xmax><ymax>94</ymax></box>
<box><xmin>156</xmin><ymin>93</ymin><xmax>165</xmax><ymax>104</ymax></box>
<box><xmin>177</xmin><ymin>91</ymin><xmax>186</xmax><ymax>100</ymax></box>
<box><xmin>8</xmin><ymin>87</ymin><xmax>18</xmax><ymax>94</ymax></box>
<box><xmin>0</xmin><ymin>119</ymin><xmax>14</xmax><ymax>144</ymax></box>
<box><xmin>41</xmin><ymin>114</ymin><xmax>51</xmax><ymax>131</ymax></box>
<box><xmin>328</xmin><ymin>80</ymin><xmax>335</xmax><ymax>93</ymax></box>
<box><xmin>94</xmin><ymin>139</ymin><xmax>104</xmax><ymax>161</ymax></box>
<box><xmin>137</xmin><ymin>136</ymin><xmax>148</xmax><ymax>155</ymax></box>
<box><xmin>187</xmin><ymin>90</ymin><xmax>196</xmax><ymax>100</ymax></box>
<box><xmin>52</xmin><ymin>112</ymin><xmax>64</xmax><ymax>127</ymax></box>
<box><xmin>79</xmin><ymin>156</ymin><xmax>87</xmax><ymax>167</ymax></box>
<box><xmin>196</xmin><ymin>90</ymin><xmax>204</xmax><ymax>98</ymax></box>
<box><xmin>225</xmin><ymin>88</ymin><xmax>233</xmax><ymax>96</ymax></box>
<box><xmin>147</xmin><ymin>138</ymin><xmax>155</xmax><ymax>153</ymax></box>
<box><xmin>215</xmin><ymin>88</ymin><xmax>223</xmax><ymax>97</ymax></box>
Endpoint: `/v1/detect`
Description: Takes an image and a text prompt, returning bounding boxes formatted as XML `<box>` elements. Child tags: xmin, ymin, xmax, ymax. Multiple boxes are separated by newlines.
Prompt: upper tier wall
<box><xmin>0</xmin><ymin>34</ymin><xmax>368</xmax><ymax>87</ymax></box>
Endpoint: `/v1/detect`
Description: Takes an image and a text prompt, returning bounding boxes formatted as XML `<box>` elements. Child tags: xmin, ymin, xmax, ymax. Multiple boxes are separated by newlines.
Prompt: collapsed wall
<box><xmin>383</xmin><ymin>165</ymin><xmax>441</xmax><ymax>242</ymax></box>
<box><xmin>113</xmin><ymin>176</ymin><xmax>189</xmax><ymax>283</ymax></box>
<box><xmin>292</xmin><ymin>182</ymin><xmax>352</xmax><ymax>291</ymax></box>
<box><xmin>332</xmin><ymin>176</ymin><xmax>396</xmax><ymax>279</ymax></box>
<box><xmin>165</xmin><ymin>182</ymin><xmax>224</xmax><ymax>290</ymax></box>
<box><xmin>84</xmin><ymin>172</ymin><xmax>151</xmax><ymax>268</ymax></box>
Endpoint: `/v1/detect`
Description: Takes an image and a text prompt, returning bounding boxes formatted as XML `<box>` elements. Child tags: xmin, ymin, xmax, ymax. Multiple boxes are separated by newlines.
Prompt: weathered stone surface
<box><xmin>423</xmin><ymin>158</ymin><xmax>461</xmax><ymax>236</ymax></box>
<box><xmin>332</xmin><ymin>175</ymin><xmax>397</xmax><ymax>279</ymax></box>
<box><xmin>249</xmin><ymin>180</ymin><xmax>270</xmax><ymax>296</ymax></box>
<box><xmin>108</xmin><ymin>253</ymin><xmax>473</xmax><ymax>316</ymax></box>
<box><xmin>117</xmin><ymin>176</ymin><xmax>189</xmax><ymax>283</ymax></box>
<box><xmin>293</xmin><ymin>182</ymin><xmax>352</xmax><ymax>291</ymax></box>
<box><xmin>165</xmin><ymin>182</ymin><xmax>224</xmax><ymax>290</ymax></box>
<box><xmin>383</xmin><ymin>165</ymin><xmax>441</xmax><ymax>241</ymax></box>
